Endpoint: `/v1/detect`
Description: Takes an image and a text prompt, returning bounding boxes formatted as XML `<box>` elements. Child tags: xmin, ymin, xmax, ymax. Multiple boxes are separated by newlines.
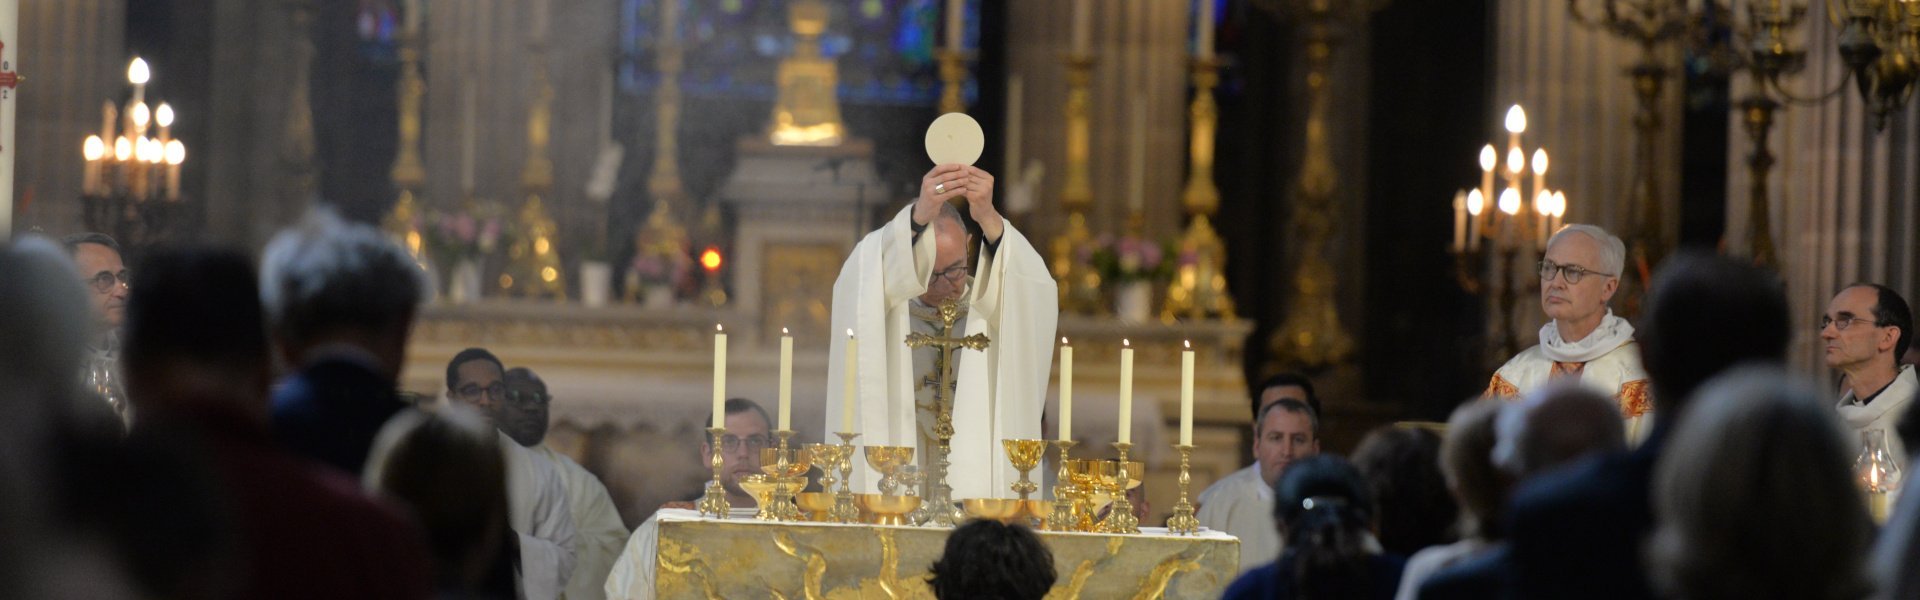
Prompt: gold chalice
<box><xmin>1097</xmin><ymin>460</ymin><xmax>1146</xmax><ymax>491</ymax></box>
<box><xmin>739</xmin><ymin>475</ymin><xmax>778</xmax><ymax>521</ymax></box>
<box><xmin>758</xmin><ymin>447</ymin><xmax>813</xmax><ymax>521</ymax></box>
<box><xmin>1002</xmin><ymin>439</ymin><xmax>1047</xmax><ymax>500</ymax></box>
<box><xmin>1064</xmin><ymin>459</ymin><xmax>1112</xmax><ymax>531</ymax></box>
<box><xmin>962</xmin><ymin>498</ymin><xmax>1027</xmax><ymax>522</ymax></box>
<box><xmin>796</xmin><ymin>492</ymin><xmax>835</xmax><ymax>522</ymax></box>
<box><xmin>863</xmin><ymin>446</ymin><xmax>915</xmax><ymax>495</ymax></box>
<box><xmin>1022</xmin><ymin>499</ymin><xmax>1054</xmax><ymax>529</ymax></box>
<box><xmin>857</xmin><ymin>493</ymin><xmax>922</xmax><ymax>526</ymax></box>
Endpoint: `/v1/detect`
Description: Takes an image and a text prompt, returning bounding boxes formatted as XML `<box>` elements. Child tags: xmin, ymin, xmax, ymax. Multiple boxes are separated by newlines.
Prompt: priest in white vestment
<box><xmin>825</xmin><ymin>164</ymin><xmax>1057</xmax><ymax>500</ymax></box>
<box><xmin>1198</xmin><ymin>397</ymin><xmax>1320</xmax><ymax>573</ymax></box>
<box><xmin>1486</xmin><ymin>224</ymin><xmax>1653</xmax><ymax>444</ymax></box>
<box><xmin>605</xmin><ymin>400</ymin><xmax>770</xmax><ymax>600</ymax></box>
<box><xmin>504</xmin><ymin>368</ymin><xmax>629</xmax><ymax>600</ymax></box>
<box><xmin>447</xmin><ymin>349</ymin><xmax>580</xmax><ymax>600</ymax></box>
<box><xmin>1820</xmin><ymin>284</ymin><xmax>1916</xmax><ymax>473</ymax></box>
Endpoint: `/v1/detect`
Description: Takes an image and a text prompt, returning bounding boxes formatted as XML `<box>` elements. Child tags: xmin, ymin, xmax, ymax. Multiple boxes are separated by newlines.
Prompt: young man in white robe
<box><xmin>604</xmin><ymin>400</ymin><xmax>768</xmax><ymax>600</ymax></box>
<box><xmin>1486</xmin><ymin>224</ymin><xmax>1653</xmax><ymax>443</ymax></box>
<box><xmin>503</xmin><ymin>368</ymin><xmax>630</xmax><ymax>600</ymax></box>
<box><xmin>1196</xmin><ymin>398</ymin><xmax>1320</xmax><ymax>573</ymax></box>
<box><xmin>1821</xmin><ymin>283</ymin><xmax>1915</xmax><ymax>472</ymax></box>
<box><xmin>824</xmin><ymin>164</ymin><xmax>1057</xmax><ymax>502</ymax></box>
<box><xmin>447</xmin><ymin>349</ymin><xmax>579</xmax><ymax>600</ymax></box>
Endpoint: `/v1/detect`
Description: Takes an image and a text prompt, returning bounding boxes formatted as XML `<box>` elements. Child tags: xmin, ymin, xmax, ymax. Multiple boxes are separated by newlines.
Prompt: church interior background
<box><xmin>12</xmin><ymin>0</ymin><xmax>1920</xmax><ymax>528</ymax></box>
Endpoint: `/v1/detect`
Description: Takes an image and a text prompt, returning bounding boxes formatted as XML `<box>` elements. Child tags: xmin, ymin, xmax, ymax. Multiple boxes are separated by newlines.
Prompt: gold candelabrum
<box><xmin>1164</xmin><ymin>56</ymin><xmax>1236</xmax><ymax>322</ymax></box>
<box><xmin>82</xmin><ymin>57</ymin><xmax>190</xmax><ymax>246</ymax></box>
<box><xmin>769</xmin><ymin>0</ymin><xmax>847</xmax><ymax>146</ymax></box>
<box><xmin>1098</xmin><ymin>442</ymin><xmax>1141</xmax><ymax>534</ymax></box>
<box><xmin>698</xmin><ymin>427</ymin><xmax>732</xmax><ymax>518</ymax></box>
<box><xmin>1265</xmin><ymin>0</ymin><xmax>1384</xmax><ymax>371</ymax></box>
<box><xmin>1047</xmin><ymin>440</ymin><xmax>1080</xmax><ymax>531</ymax></box>
<box><xmin>1167</xmin><ymin>444</ymin><xmax>1199</xmax><ymax>535</ymax></box>
<box><xmin>1828</xmin><ymin>0</ymin><xmax>1920</xmax><ymax>130</ymax></box>
<box><xmin>1051</xmin><ymin>54</ymin><xmax>1104</xmax><ymax>315</ymax></box>
<box><xmin>829</xmin><ymin>432</ymin><xmax>861</xmax><ymax>523</ymax></box>
<box><xmin>503</xmin><ymin>48</ymin><xmax>568</xmax><ymax>300</ymax></box>
<box><xmin>1453</xmin><ymin>106</ymin><xmax>1565</xmax><ymax>358</ymax></box>
<box><xmin>628</xmin><ymin>0</ymin><xmax>694</xmax><ymax>303</ymax></box>
<box><xmin>385</xmin><ymin>26</ymin><xmax>429</xmax><ymax>268</ymax></box>
<box><xmin>937</xmin><ymin>49</ymin><xmax>971</xmax><ymax>115</ymax></box>
<box><xmin>904</xmin><ymin>296</ymin><xmax>991</xmax><ymax>528</ymax></box>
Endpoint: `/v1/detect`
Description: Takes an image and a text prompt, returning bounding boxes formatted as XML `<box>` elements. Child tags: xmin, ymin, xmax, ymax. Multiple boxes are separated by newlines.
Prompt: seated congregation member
<box><xmin>503</xmin><ymin>367</ymin><xmax>629</xmax><ymax>600</ymax></box>
<box><xmin>1197</xmin><ymin>376</ymin><xmax>1320</xmax><ymax>574</ymax></box>
<box><xmin>1821</xmin><ymin>284</ymin><xmax>1916</xmax><ymax>472</ymax></box>
<box><xmin>1417</xmin><ymin>384</ymin><xmax>1624</xmax><ymax>600</ymax></box>
<box><xmin>1351</xmin><ymin>425</ymin><xmax>1455</xmax><ymax>557</ymax></box>
<box><xmin>121</xmin><ymin>246</ymin><xmax>432</xmax><ymax>599</ymax></box>
<box><xmin>1505</xmin><ymin>252</ymin><xmax>1790</xmax><ymax>600</ymax></box>
<box><xmin>1648</xmin><ymin>367</ymin><xmax>1875</xmax><ymax>600</ymax></box>
<box><xmin>260</xmin><ymin>208</ymin><xmax>426</xmax><ymax>477</ymax></box>
<box><xmin>928</xmin><ymin>519</ymin><xmax>1057</xmax><ymax>600</ymax></box>
<box><xmin>62</xmin><ymin>232</ymin><xmax>132</xmax><ymax>426</ymax></box>
<box><xmin>365</xmin><ymin>406</ymin><xmax>518</xmax><ymax>599</ymax></box>
<box><xmin>605</xmin><ymin>398</ymin><xmax>770</xmax><ymax>600</ymax></box>
<box><xmin>446</xmin><ymin>348</ymin><xmax>579</xmax><ymax>600</ymax></box>
<box><xmin>1486</xmin><ymin>224</ymin><xmax>1653</xmax><ymax>443</ymax></box>
<box><xmin>1392</xmin><ymin>400</ymin><xmax>1505</xmax><ymax>600</ymax></box>
<box><xmin>1222</xmin><ymin>455</ymin><xmax>1405</xmax><ymax>600</ymax></box>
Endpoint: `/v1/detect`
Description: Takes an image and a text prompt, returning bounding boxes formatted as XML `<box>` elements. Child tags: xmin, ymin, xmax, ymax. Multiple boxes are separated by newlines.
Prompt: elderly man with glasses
<box><xmin>1486</xmin><ymin>224</ymin><xmax>1654</xmax><ymax>444</ymax></box>
<box><xmin>447</xmin><ymin>347</ymin><xmax>579</xmax><ymax>600</ymax></box>
<box><xmin>1822</xmin><ymin>284</ymin><xmax>1916</xmax><ymax>472</ymax></box>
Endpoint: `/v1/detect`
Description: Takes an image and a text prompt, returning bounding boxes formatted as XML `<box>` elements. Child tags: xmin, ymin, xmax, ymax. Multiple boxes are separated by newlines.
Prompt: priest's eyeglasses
<box><xmin>455</xmin><ymin>382</ymin><xmax>507</xmax><ymax>401</ymax></box>
<box><xmin>932</xmin><ymin>263</ymin><xmax>969</xmax><ymax>285</ymax></box>
<box><xmin>1538</xmin><ymin>260</ymin><xmax>1613</xmax><ymax>285</ymax></box>
<box><xmin>1820</xmin><ymin>316</ymin><xmax>1883</xmax><ymax>331</ymax></box>
<box><xmin>87</xmin><ymin>269</ymin><xmax>131</xmax><ymax>293</ymax></box>
<box><xmin>719</xmin><ymin>434</ymin><xmax>771</xmax><ymax>452</ymax></box>
<box><xmin>505</xmin><ymin>389</ymin><xmax>550</xmax><ymax>405</ymax></box>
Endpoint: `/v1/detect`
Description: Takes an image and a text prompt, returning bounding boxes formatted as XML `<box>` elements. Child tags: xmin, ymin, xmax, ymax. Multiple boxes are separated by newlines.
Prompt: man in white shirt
<box><xmin>605</xmin><ymin>399</ymin><xmax>769</xmax><ymax>600</ymax></box>
<box><xmin>447</xmin><ymin>348</ymin><xmax>578</xmax><ymax>600</ymax></box>
<box><xmin>502</xmin><ymin>367</ymin><xmax>629</xmax><ymax>600</ymax></box>
<box><xmin>1196</xmin><ymin>375</ymin><xmax>1321</xmax><ymax>573</ymax></box>
<box><xmin>1822</xmin><ymin>283</ymin><xmax>1916</xmax><ymax>472</ymax></box>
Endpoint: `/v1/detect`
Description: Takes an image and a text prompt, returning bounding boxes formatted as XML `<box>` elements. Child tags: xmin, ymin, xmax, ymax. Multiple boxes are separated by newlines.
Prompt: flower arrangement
<box><xmin>424</xmin><ymin>208</ymin><xmax>502</xmax><ymax>265</ymax></box>
<box><xmin>1086</xmin><ymin>233</ymin><xmax>1171</xmax><ymax>284</ymax></box>
<box><xmin>629</xmin><ymin>250</ymin><xmax>692</xmax><ymax>290</ymax></box>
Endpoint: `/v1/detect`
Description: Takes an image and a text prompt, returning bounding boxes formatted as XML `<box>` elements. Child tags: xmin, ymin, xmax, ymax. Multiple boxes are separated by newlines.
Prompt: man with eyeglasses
<box><xmin>63</xmin><ymin>232</ymin><xmax>132</xmax><ymax>424</ymax></box>
<box><xmin>502</xmin><ymin>367</ymin><xmax>629</xmax><ymax>600</ymax></box>
<box><xmin>607</xmin><ymin>398</ymin><xmax>771</xmax><ymax>600</ymax></box>
<box><xmin>1823</xmin><ymin>284</ymin><xmax>1915</xmax><ymax>472</ymax></box>
<box><xmin>447</xmin><ymin>348</ymin><xmax>579</xmax><ymax>600</ymax></box>
<box><xmin>1486</xmin><ymin>224</ymin><xmax>1653</xmax><ymax>444</ymax></box>
<box><xmin>826</xmin><ymin>163</ymin><xmax>1057</xmax><ymax>501</ymax></box>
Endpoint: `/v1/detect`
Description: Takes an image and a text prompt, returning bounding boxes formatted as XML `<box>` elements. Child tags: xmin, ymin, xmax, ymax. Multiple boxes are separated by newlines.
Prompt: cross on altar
<box><xmin>903</xmin><ymin>296</ymin><xmax>988</xmax><ymax>527</ymax></box>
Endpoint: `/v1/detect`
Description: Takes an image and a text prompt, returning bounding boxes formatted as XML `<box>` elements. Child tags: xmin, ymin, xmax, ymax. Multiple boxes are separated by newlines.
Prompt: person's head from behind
<box><xmin>499</xmin><ymin>367</ymin><xmax>552</xmax><ymax>447</ymax></box>
<box><xmin>1648</xmin><ymin>366</ymin><xmax>1873</xmax><ymax>600</ymax></box>
<box><xmin>928</xmin><ymin>519</ymin><xmax>1056</xmax><ymax>600</ymax></box>
<box><xmin>702</xmin><ymin>398</ymin><xmax>773</xmax><ymax>499</ymax></box>
<box><xmin>1820</xmin><ymin>283</ymin><xmax>1911</xmax><ymax>374</ymax></box>
<box><xmin>1538</xmin><ymin>225</ymin><xmax>1623</xmax><ymax>330</ymax></box>
<box><xmin>1256</xmin><ymin>398</ymin><xmax>1321</xmax><ymax>487</ymax></box>
<box><xmin>1439</xmin><ymin>399</ymin><xmax>1510</xmax><ymax>542</ymax></box>
<box><xmin>1253</xmin><ymin>372</ymin><xmax>1318</xmax><ymax>423</ymax></box>
<box><xmin>1638</xmin><ymin>252</ymin><xmax>1789</xmax><ymax>417</ymax></box>
<box><xmin>1492</xmin><ymin>383</ymin><xmax>1626</xmax><ymax>479</ymax></box>
<box><xmin>1350</xmin><ymin>425</ymin><xmax>1455</xmax><ymax>556</ymax></box>
<box><xmin>62</xmin><ymin>232</ymin><xmax>129</xmax><ymax>333</ymax></box>
<box><xmin>364</xmin><ymin>405</ymin><xmax>510</xmax><ymax>594</ymax></box>
<box><xmin>260</xmin><ymin>207</ymin><xmax>424</xmax><ymax>379</ymax></box>
<box><xmin>446</xmin><ymin>348</ymin><xmax>507</xmax><ymax>419</ymax></box>
<box><xmin>122</xmin><ymin>246</ymin><xmax>273</xmax><ymax>419</ymax></box>
<box><xmin>1272</xmin><ymin>455</ymin><xmax>1377</xmax><ymax>598</ymax></box>
<box><xmin>920</xmin><ymin>203</ymin><xmax>971</xmax><ymax>306</ymax></box>
<box><xmin>0</xmin><ymin>236</ymin><xmax>94</xmax><ymax>432</ymax></box>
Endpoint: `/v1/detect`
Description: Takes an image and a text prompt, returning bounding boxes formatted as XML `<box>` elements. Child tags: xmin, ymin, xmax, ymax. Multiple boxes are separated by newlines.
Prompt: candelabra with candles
<box><xmin>82</xmin><ymin>57</ymin><xmax>188</xmax><ymax>248</ymax></box>
<box><xmin>1451</xmin><ymin>105</ymin><xmax>1567</xmax><ymax>358</ymax></box>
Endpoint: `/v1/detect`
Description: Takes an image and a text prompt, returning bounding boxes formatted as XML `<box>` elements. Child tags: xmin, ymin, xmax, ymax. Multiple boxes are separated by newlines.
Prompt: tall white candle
<box><xmin>1179</xmin><ymin>341</ymin><xmax>1194</xmax><ymax>446</ymax></box>
<box><xmin>1195</xmin><ymin>0</ymin><xmax>1215</xmax><ymax>59</ymax></box>
<box><xmin>1128</xmin><ymin>102</ymin><xmax>1147</xmax><ymax>212</ymax></box>
<box><xmin>712</xmin><ymin>324</ymin><xmax>727</xmax><ymax>428</ymax></box>
<box><xmin>779</xmin><ymin>328</ymin><xmax>793</xmax><ymax>430</ymax></box>
<box><xmin>843</xmin><ymin>329</ymin><xmax>857</xmax><ymax>433</ymax></box>
<box><xmin>1071</xmin><ymin>0</ymin><xmax>1091</xmax><ymax>55</ymax></box>
<box><xmin>1118</xmin><ymin>339</ymin><xmax>1134</xmax><ymax>444</ymax></box>
<box><xmin>945</xmin><ymin>0</ymin><xmax>965</xmax><ymax>51</ymax></box>
<box><xmin>1059</xmin><ymin>338</ymin><xmax>1073</xmax><ymax>441</ymax></box>
<box><xmin>1452</xmin><ymin>190</ymin><xmax>1467</xmax><ymax>252</ymax></box>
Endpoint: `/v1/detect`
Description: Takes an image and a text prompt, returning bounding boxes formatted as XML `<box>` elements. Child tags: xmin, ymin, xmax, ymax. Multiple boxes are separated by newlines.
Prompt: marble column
<box><xmin>12</xmin><ymin>0</ymin><xmax>125</xmax><ymax>236</ymax></box>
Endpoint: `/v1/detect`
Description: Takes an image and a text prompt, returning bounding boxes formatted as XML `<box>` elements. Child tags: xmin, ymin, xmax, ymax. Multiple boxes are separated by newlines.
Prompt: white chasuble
<box><xmin>826</xmin><ymin>206</ymin><xmax>1057</xmax><ymax>500</ymax></box>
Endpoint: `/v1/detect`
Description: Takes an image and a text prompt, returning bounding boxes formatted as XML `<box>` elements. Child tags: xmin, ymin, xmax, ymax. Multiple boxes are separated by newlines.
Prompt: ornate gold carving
<box><xmin>502</xmin><ymin>195</ymin><xmax>568</xmax><ymax>300</ymax></box>
<box><xmin>769</xmin><ymin>0</ymin><xmax>846</xmax><ymax>146</ymax></box>
<box><xmin>762</xmin><ymin>242</ymin><xmax>841</xmax><ymax>342</ymax></box>
<box><xmin>936</xmin><ymin>49</ymin><xmax>968</xmax><ymax>115</ymax></box>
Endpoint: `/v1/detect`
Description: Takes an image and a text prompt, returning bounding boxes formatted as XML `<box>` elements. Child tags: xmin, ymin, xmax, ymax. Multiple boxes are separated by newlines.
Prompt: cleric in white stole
<box><xmin>1486</xmin><ymin>224</ymin><xmax>1653</xmax><ymax>443</ymax></box>
<box><xmin>825</xmin><ymin>164</ymin><xmax>1057</xmax><ymax>500</ymax></box>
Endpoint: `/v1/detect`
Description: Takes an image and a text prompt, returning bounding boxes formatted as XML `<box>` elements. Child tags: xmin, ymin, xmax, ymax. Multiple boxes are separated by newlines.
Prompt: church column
<box><xmin>13</xmin><ymin>0</ymin><xmax>125</xmax><ymax>236</ymax></box>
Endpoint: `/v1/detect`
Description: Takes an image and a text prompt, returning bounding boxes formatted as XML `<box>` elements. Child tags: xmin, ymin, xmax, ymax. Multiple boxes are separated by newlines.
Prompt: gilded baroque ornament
<box><xmin>769</xmin><ymin>0</ymin><xmax>846</xmax><ymax>146</ymax></box>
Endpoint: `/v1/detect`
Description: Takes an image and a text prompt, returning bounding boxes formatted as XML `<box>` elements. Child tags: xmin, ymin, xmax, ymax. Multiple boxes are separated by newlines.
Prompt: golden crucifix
<box><xmin>904</xmin><ymin>296</ymin><xmax>989</xmax><ymax>528</ymax></box>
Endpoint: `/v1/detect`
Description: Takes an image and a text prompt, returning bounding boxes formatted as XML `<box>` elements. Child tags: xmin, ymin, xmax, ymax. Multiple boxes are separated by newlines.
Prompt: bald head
<box><xmin>1494</xmin><ymin>384</ymin><xmax>1626</xmax><ymax>478</ymax></box>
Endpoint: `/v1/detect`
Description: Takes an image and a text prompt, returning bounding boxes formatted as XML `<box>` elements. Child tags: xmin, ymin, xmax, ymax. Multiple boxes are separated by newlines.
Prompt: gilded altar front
<box><xmin>652</xmin><ymin>510</ymin><xmax>1239</xmax><ymax>599</ymax></box>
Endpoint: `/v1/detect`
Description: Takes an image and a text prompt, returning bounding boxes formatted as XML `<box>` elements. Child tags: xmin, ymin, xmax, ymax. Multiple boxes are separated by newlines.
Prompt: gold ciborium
<box><xmin>759</xmin><ymin>447</ymin><xmax>812</xmax><ymax>522</ymax></box>
<box><xmin>857</xmin><ymin>494</ymin><xmax>922</xmax><ymax>526</ymax></box>
<box><xmin>739</xmin><ymin>475</ymin><xmax>778</xmax><ymax>521</ymax></box>
<box><xmin>803</xmin><ymin>443</ymin><xmax>837</xmax><ymax>489</ymax></box>
<box><xmin>1002</xmin><ymin>439</ymin><xmax>1047</xmax><ymax>500</ymax></box>
<box><xmin>863</xmin><ymin>446</ymin><xmax>915</xmax><ymax>495</ymax></box>
<box><xmin>796</xmin><ymin>492</ymin><xmax>835</xmax><ymax>522</ymax></box>
<box><xmin>962</xmin><ymin>498</ymin><xmax>1027</xmax><ymax>522</ymax></box>
<box><xmin>1064</xmin><ymin>459</ymin><xmax>1112</xmax><ymax>531</ymax></box>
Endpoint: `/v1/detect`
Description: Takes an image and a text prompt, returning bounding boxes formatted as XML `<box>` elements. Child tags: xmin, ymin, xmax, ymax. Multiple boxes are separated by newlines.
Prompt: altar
<box><xmin>649</xmin><ymin>509</ymin><xmax>1239</xmax><ymax>599</ymax></box>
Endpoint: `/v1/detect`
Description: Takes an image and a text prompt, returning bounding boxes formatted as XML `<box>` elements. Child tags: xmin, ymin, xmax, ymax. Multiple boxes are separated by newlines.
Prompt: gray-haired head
<box><xmin>1492</xmin><ymin>382</ymin><xmax>1625</xmax><ymax>478</ymax></box>
<box><xmin>1547</xmin><ymin>224</ymin><xmax>1626</xmax><ymax>277</ymax></box>
<box><xmin>260</xmin><ymin>206</ymin><xmax>426</xmax><ymax>377</ymax></box>
<box><xmin>1648</xmin><ymin>366</ymin><xmax>1873</xmax><ymax>600</ymax></box>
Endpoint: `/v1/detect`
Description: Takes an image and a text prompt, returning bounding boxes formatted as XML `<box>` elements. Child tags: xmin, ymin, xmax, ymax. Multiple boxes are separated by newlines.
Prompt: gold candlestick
<box><xmin>1003</xmin><ymin>439</ymin><xmax>1046</xmax><ymax>501</ymax></box>
<box><xmin>829</xmin><ymin>432</ymin><xmax>861</xmax><ymax>524</ymax></box>
<box><xmin>1164</xmin><ymin>57</ymin><xmax>1236</xmax><ymax>321</ymax></box>
<box><xmin>936</xmin><ymin>49</ymin><xmax>970</xmax><ymax>114</ymax></box>
<box><xmin>1047</xmin><ymin>440</ymin><xmax>1079</xmax><ymax>532</ymax></box>
<box><xmin>1099</xmin><ymin>442</ymin><xmax>1140</xmax><ymax>534</ymax></box>
<box><xmin>1167</xmin><ymin>444</ymin><xmax>1198</xmax><ymax>535</ymax></box>
<box><xmin>697</xmin><ymin>427</ymin><xmax>732</xmax><ymax>518</ymax></box>
<box><xmin>1051</xmin><ymin>53</ymin><xmax>1102</xmax><ymax>314</ymax></box>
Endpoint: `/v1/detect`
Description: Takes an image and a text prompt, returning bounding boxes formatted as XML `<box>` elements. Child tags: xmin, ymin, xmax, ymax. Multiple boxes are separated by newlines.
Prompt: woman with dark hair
<box><xmin>1222</xmin><ymin>455</ymin><xmax>1407</xmax><ymax>600</ymax></box>
<box><xmin>1351</xmin><ymin>425</ymin><xmax>1457</xmax><ymax>557</ymax></box>
<box><xmin>927</xmin><ymin>519</ymin><xmax>1056</xmax><ymax>600</ymax></box>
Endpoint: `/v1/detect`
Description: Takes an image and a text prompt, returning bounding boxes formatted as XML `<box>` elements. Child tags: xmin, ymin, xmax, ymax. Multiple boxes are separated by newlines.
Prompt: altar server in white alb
<box><xmin>1485</xmin><ymin>224</ymin><xmax>1654</xmax><ymax>443</ymax></box>
<box><xmin>826</xmin><ymin>164</ymin><xmax>1058</xmax><ymax>499</ymax></box>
